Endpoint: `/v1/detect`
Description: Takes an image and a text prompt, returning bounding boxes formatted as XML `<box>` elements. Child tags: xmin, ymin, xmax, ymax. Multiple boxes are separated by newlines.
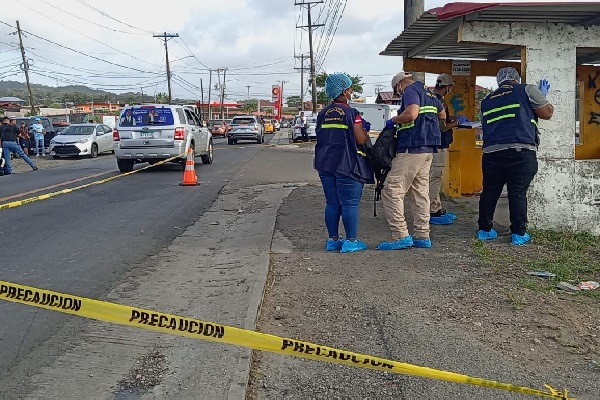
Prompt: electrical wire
<box><xmin>75</xmin><ymin>0</ymin><xmax>154</xmax><ymax>34</ymax></box>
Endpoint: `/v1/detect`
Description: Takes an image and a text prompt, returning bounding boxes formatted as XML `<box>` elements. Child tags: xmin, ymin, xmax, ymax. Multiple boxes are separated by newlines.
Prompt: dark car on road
<box><xmin>13</xmin><ymin>116</ymin><xmax>57</xmax><ymax>154</ymax></box>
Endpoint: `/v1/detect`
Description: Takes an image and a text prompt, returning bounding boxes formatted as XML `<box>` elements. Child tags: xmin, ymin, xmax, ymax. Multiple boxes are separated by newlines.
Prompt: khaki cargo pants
<box><xmin>429</xmin><ymin>148</ymin><xmax>447</xmax><ymax>213</ymax></box>
<box><xmin>381</xmin><ymin>152</ymin><xmax>433</xmax><ymax>240</ymax></box>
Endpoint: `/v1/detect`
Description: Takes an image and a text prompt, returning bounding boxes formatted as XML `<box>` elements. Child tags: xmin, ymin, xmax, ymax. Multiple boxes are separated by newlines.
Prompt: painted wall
<box><xmin>461</xmin><ymin>21</ymin><xmax>600</xmax><ymax>233</ymax></box>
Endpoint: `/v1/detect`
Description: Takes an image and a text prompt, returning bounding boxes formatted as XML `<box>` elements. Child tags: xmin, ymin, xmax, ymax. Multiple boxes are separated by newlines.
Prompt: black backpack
<box><xmin>367</xmin><ymin>125</ymin><xmax>397</xmax><ymax>217</ymax></box>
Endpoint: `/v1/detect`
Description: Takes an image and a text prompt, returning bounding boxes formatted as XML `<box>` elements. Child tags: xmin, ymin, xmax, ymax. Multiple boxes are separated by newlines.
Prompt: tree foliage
<box><xmin>243</xmin><ymin>99</ymin><xmax>257</xmax><ymax>113</ymax></box>
<box><xmin>286</xmin><ymin>95</ymin><xmax>301</xmax><ymax>109</ymax></box>
<box><xmin>313</xmin><ymin>72</ymin><xmax>364</xmax><ymax>105</ymax></box>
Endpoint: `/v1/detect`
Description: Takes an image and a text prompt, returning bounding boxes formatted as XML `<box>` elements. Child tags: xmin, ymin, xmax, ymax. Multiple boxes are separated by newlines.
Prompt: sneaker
<box><xmin>446</xmin><ymin>212</ymin><xmax>458</xmax><ymax>221</ymax></box>
<box><xmin>413</xmin><ymin>238</ymin><xmax>432</xmax><ymax>248</ymax></box>
<box><xmin>377</xmin><ymin>235</ymin><xmax>414</xmax><ymax>250</ymax></box>
<box><xmin>325</xmin><ymin>238</ymin><xmax>344</xmax><ymax>251</ymax></box>
<box><xmin>340</xmin><ymin>239</ymin><xmax>367</xmax><ymax>253</ymax></box>
<box><xmin>430</xmin><ymin>209</ymin><xmax>447</xmax><ymax>217</ymax></box>
<box><xmin>511</xmin><ymin>232</ymin><xmax>531</xmax><ymax>245</ymax></box>
<box><xmin>32</xmin><ymin>166</ymin><xmax>38</xmax><ymax>171</ymax></box>
<box><xmin>477</xmin><ymin>229</ymin><xmax>498</xmax><ymax>241</ymax></box>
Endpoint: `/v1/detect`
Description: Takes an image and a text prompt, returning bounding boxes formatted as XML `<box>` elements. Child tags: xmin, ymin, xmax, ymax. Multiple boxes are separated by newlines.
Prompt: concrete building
<box><xmin>381</xmin><ymin>1</ymin><xmax>600</xmax><ymax>234</ymax></box>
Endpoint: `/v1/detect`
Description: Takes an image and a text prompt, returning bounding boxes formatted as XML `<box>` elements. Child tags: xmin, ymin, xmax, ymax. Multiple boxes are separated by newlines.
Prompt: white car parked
<box><xmin>49</xmin><ymin>124</ymin><xmax>114</xmax><ymax>158</ymax></box>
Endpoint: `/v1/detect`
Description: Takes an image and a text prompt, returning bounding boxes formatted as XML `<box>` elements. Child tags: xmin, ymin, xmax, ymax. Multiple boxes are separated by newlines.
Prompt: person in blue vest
<box><xmin>378</xmin><ymin>71</ymin><xmax>445</xmax><ymax>250</ymax></box>
<box><xmin>477</xmin><ymin>67</ymin><xmax>554</xmax><ymax>245</ymax></box>
<box><xmin>314</xmin><ymin>72</ymin><xmax>374</xmax><ymax>253</ymax></box>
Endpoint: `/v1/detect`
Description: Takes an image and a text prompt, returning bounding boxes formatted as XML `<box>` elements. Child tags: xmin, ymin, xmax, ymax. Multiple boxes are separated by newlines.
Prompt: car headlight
<box><xmin>77</xmin><ymin>138</ymin><xmax>89</xmax><ymax>144</ymax></box>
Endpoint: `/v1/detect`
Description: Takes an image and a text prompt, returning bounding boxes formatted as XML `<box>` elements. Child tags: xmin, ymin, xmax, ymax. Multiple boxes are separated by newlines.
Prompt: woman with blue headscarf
<box><xmin>314</xmin><ymin>72</ymin><xmax>374</xmax><ymax>253</ymax></box>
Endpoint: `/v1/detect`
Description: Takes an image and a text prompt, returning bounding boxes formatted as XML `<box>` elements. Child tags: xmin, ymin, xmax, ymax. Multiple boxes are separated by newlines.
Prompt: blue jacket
<box><xmin>315</xmin><ymin>102</ymin><xmax>374</xmax><ymax>184</ymax></box>
<box><xmin>481</xmin><ymin>83</ymin><xmax>538</xmax><ymax>148</ymax></box>
<box><xmin>396</xmin><ymin>82</ymin><xmax>442</xmax><ymax>151</ymax></box>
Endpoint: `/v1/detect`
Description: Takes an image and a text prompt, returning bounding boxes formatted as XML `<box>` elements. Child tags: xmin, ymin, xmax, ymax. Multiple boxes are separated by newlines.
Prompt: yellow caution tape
<box><xmin>0</xmin><ymin>280</ymin><xmax>571</xmax><ymax>399</ymax></box>
<box><xmin>0</xmin><ymin>153</ymin><xmax>186</xmax><ymax>211</ymax></box>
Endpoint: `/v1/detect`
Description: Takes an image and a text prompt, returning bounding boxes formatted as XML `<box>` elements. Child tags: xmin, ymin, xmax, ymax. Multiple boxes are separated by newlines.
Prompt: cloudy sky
<box><xmin>0</xmin><ymin>0</ymin><xmax>594</xmax><ymax>102</ymax></box>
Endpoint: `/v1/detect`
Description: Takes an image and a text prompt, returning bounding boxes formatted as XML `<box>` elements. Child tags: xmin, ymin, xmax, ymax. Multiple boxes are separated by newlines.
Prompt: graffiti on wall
<box><xmin>450</xmin><ymin>93</ymin><xmax>465</xmax><ymax>113</ymax></box>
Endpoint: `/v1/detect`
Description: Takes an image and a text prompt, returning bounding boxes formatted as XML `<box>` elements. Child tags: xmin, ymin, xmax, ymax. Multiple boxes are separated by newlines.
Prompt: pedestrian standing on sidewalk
<box><xmin>315</xmin><ymin>72</ymin><xmax>374</xmax><ymax>253</ymax></box>
<box><xmin>377</xmin><ymin>71</ymin><xmax>445</xmax><ymax>250</ymax></box>
<box><xmin>429</xmin><ymin>73</ymin><xmax>461</xmax><ymax>225</ymax></box>
<box><xmin>1</xmin><ymin>116</ymin><xmax>38</xmax><ymax>174</ymax></box>
<box><xmin>477</xmin><ymin>67</ymin><xmax>553</xmax><ymax>245</ymax></box>
<box><xmin>31</xmin><ymin>118</ymin><xmax>45</xmax><ymax>157</ymax></box>
<box><xmin>300</xmin><ymin>112</ymin><xmax>309</xmax><ymax>142</ymax></box>
<box><xmin>18</xmin><ymin>121</ymin><xmax>30</xmax><ymax>155</ymax></box>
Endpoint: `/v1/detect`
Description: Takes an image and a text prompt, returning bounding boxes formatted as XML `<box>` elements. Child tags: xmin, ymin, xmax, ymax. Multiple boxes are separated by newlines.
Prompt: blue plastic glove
<box><xmin>456</xmin><ymin>115</ymin><xmax>471</xmax><ymax>124</ymax></box>
<box><xmin>538</xmin><ymin>79</ymin><xmax>550</xmax><ymax>96</ymax></box>
<box><xmin>361</xmin><ymin>118</ymin><xmax>371</xmax><ymax>132</ymax></box>
<box><xmin>385</xmin><ymin>119</ymin><xmax>395</xmax><ymax>129</ymax></box>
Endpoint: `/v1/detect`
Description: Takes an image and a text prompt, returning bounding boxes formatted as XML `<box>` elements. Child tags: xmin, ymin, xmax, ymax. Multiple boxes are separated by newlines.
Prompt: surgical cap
<box><xmin>325</xmin><ymin>73</ymin><xmax>353</xmax><ymax>99</ymax></box>
<box><xmin>496</xmin><ymin>67</ymin><xmax>520</xmax><ymax>85</ymax></box>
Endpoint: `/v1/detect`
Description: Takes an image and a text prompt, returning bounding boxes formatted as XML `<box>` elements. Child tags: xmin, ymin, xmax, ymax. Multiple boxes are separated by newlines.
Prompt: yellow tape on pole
<box><xmin>0</xmin><ymin>153</ymin><xmax>186</xmax><ymax>211</ymax></box>
<box><xmin>0</xmin><ymin>280</ymin><xmax>571</xmax><ymax>399</ymax></box>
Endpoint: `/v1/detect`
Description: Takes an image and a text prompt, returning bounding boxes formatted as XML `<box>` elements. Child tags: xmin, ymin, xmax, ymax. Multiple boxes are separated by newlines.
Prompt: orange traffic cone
<box><xmin>179</xmin><ymin>148</ymin><xmax>199</xmax><ymax>186</ymax></box>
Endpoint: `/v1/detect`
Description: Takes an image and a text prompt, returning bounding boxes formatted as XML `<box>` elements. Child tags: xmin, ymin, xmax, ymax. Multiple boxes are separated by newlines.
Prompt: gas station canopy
<box><xmin>380</xmin><ymin>2</ymin><xmax>600</xmax><ymax>64</ymax></box>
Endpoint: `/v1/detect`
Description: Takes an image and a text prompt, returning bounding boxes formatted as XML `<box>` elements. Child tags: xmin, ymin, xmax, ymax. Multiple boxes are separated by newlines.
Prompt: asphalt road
<box><xmin>0</xmin><ymin>134</ymin><xmax>275</xmax><ymax>391</ymax></box>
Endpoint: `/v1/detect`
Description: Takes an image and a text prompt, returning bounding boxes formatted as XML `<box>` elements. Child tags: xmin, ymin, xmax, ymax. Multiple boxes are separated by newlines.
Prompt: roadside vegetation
<box><xmin>472</xmin><ymin>228</ymin><xmax>600</xmax><ymax>302</ymax></box>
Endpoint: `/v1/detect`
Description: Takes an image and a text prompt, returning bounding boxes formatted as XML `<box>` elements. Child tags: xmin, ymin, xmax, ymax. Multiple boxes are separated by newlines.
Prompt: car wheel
<box><xmin>256</xmin><ymin>135</ymin><xmax>262</xmax><ymax>144</ymax></box>
<box><xmin>52</xmin><ymin>155</ymin><xmax>60</xmax><ymax>159</ymax></box>
<box><xmin>117</xmin><ymin>159</ymin><xmax>134</xmax><ymax>173</ymax></box>
<box><xmin>90</xmin><ymin>143</ymin><xmax>98</xmax><ymax>158</ymax></box>
<box><xmin>228</xmin><ymin>138</ymin><xmax>234</xmax><ymax>145</ymax></box>
<box><xmin>201</xmin><ymin>140</ymin><xmax>213</xmax><ymax>164</ymax></box>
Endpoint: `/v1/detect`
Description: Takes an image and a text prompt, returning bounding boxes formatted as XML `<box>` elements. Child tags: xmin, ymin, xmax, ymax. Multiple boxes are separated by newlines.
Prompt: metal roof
<box><xmin>380</xmin><ymin>2</ymin><xmax>600</xmax><ymax>64</ymax></box>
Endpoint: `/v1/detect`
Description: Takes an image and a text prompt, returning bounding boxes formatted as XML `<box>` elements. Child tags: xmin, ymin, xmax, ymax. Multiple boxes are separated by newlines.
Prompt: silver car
<box><xmin>227</xmin><ymin>116</ymin><xmax>264</xmax><ymax>145</ymax></box>
<box><xmin>113</xmin><ymin>104</ymin><xmax>213</xmax><ymax>172</ymax></box>
<box><xmin>49</xmin><ymin>123</ymin><xmax>114</xmax><ymax>158</ymax></box>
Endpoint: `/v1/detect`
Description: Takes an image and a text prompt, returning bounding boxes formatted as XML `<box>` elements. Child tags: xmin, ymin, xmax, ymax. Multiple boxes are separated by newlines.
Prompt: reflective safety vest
<box><xmin>396</xmin><ymin>82</ymin><xmax>442</xmax><ymax>151</ymax></box>
<box><xmin>314</xmin><ymin>102</ymin><xmax>374</xmax><ymax>184</ymax></box>
<box><xmin>481</xmin><ymin>83</ymin><xmax>538</xmax><ymax>148</ymax></box>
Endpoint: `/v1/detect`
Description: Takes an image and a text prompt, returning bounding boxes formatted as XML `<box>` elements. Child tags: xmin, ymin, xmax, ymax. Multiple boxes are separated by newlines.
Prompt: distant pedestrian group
<box><xmin>314</xmin><ymin>67</ymin><xmax>553</xmax><ymax>253</ymax></box>
<box><xmin>1</xmin><ymin>116</ymin><xmax>38</xmax><ymax>175</ymax></box>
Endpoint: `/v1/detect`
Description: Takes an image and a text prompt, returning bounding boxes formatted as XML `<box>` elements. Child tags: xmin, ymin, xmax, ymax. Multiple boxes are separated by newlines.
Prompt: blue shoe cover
<box><xmin>477</xmin><ymin>229</ymin><xmax>498</xmax><ymax>241</ymax></box>
<box><xmin>413</xmin><ymin>238</ymin><xmax>432</xmax><ymax>248</ymax></box>
<box><xmin>430</xmin><ymin>214</ymin><xmax>454</xmax><ymax>225</ymax></box>
<box><xmin>446</xmin><ymin>212</ymin><xmax>458</xmax><ymax>221</ymax></box>
<box><xmin>377</xmin><ymin>236</ymin><xmax>414</xmax><ymax>250</ymax></box>
<box><xmin>325</xmin><ymin>238</ymin><xmax>344</xmax><ymax>251</ymax></box>
<box><xmin>340</xmin><ymin>239</ymin><xmax>367</xmax><ymax>253</ymax></box>
<box><xmin>511</xmin><ymin>232</ymin><xmax>531</xmax><ymax>245</ymax></box>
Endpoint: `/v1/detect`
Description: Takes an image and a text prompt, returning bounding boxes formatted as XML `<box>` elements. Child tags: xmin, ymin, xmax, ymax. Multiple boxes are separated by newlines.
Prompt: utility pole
<box><xmin>141</xmin><ymin>87</ymin><xmax>144</xmax><ymax>103</ymax></box>
<box><xmin>153</xmin><ymin>32</ymin><xmax>179</xmax><ymax>103</ymax></box>
<box><xmin>295</xmin><ymin>2</ymin><xmax>324</xmax><ymax>114</ymax></box>
<box><xmin>16</xmin><ymin>21</ymin><xmax>35</xmax><ymax>115</ymax></box>
<box><xmin>219</xmin><ymin>68</ymin><xmax>227</xmax><ymax>119</ymax></box>
<box><xmin>404</xmin><ymin>0</ymin><xmax>425</xmax><ymax>82</ymax></box>
<box><xmin>246</xmin><ymin>85</ymin><xmax>251</xmax><ymax>100</ymax></box>
<box><xmin>200</xmin><ymin>78</ymin><xmax>204</xmax><ymax>122</ymax></box>
<box><xmin>294</xmin><ymin>54</ymin><xmax>308</xmax><ymax>112</ymax></box>
<box><xmin>207</xmin><ymin>70</ymin><xmax>212</xmax><ymax>120</ymax></box>
<box><xmin>375</xmin><ymin>84</ymin><xmax>384</xmax><ymax>94</ymax></box>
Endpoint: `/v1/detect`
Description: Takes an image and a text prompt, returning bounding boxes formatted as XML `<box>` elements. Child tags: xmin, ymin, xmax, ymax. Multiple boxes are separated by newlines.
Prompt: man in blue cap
<box><xmin>314</xmin><ymin>72</ymin><xmax>373</xmax><ymax>253</ymax></box>
<box><xmin>31</xmin><ymin>117</ymin><xmax>46</xmax><ymax>156</ymax></box>
<box><xmin>477</xmin><ymin>67</ymin><xmax>553</xmax><ymax>245</ymax></box>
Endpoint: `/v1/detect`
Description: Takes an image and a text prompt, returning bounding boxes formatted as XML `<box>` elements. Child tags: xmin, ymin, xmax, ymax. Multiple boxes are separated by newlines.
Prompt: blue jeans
<box><xmin>3</xmin><ymin>141</ymin><xmax>36</xmax><ymax>174</ymax></box>
<box><xmin>35</xmin><ymin>138</ymin><xmax>44</xmax><ymax>155</ymax></box>
<box><xmin>318</xmin><ymin>171</ymin><xmax>364</xmax><ymax>240</ymax></box>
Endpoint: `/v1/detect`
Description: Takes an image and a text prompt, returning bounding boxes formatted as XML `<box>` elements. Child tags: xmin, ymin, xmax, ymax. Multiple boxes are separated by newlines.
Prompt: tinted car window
<box><xmin>118</xmin><ymin>107</ymin><xmax>174</xmax><ymax>127</ymax></box>
<box><xmin>176</xmin><ymin>108</ymin><xmax>186</xmax><ymax>125</ymax></box>
<box><xmin>96</xmin><ymin>126</ymin><xmax>104</xmax><ymax>134</ymax></box>
<box><xmin>232</xmin><ymin>117</ymin><xmax>256</xmax><ymax>125</ymax></box>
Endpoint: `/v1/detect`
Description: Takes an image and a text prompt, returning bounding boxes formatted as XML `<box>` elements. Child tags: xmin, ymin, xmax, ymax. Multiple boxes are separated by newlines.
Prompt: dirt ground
<box><xmin>248</xmin><ymin>184</ymin><xmax>600</xmax><ymax>399</ymax></box>
<box><xmin>4</xmin><ymin>153</ymin><xmax>101</xmax><ymax>174</ymax></box>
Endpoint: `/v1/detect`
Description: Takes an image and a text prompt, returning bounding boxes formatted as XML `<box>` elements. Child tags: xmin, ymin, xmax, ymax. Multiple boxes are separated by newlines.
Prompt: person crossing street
<box><xmin>1</xmin><ymin>116</ymin><xmax>38</xmax><ymax>175</ymax></box>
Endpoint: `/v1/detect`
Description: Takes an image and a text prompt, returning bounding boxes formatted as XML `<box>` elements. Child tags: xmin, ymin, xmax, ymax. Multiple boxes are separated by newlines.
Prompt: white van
<box><xmin>350</xmin><ymin>103</ymin><xmax>400</xmax><ymax>143</ymax></box>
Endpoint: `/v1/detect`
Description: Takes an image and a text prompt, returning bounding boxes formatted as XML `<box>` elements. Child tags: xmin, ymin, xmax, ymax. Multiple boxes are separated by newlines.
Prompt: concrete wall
<box><xmin>460</xmin><ymin>22</ymin><xmax>600</xmax><ymax>233</ymax></box>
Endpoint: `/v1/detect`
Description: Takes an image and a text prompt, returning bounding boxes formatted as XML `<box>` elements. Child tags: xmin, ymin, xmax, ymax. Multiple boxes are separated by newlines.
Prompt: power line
<box><xmin>75</xmin><ymin>0</ymin><xmax>154</xmax><ymax>34</ymax></box>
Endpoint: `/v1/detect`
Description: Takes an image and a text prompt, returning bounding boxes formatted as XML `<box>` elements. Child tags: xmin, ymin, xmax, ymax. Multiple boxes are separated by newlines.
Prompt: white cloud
<box><xmin>0</xmin><ymin>0</ymin><xmax>596</xmax><ymax>101</ymax></box>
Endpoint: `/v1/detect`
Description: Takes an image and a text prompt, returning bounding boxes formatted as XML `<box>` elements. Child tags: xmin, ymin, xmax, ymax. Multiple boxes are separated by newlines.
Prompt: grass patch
<box><xmin>472</xmin><ymin>229</ymin><xmax>600</xmax><ymax>301</ymax></box>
